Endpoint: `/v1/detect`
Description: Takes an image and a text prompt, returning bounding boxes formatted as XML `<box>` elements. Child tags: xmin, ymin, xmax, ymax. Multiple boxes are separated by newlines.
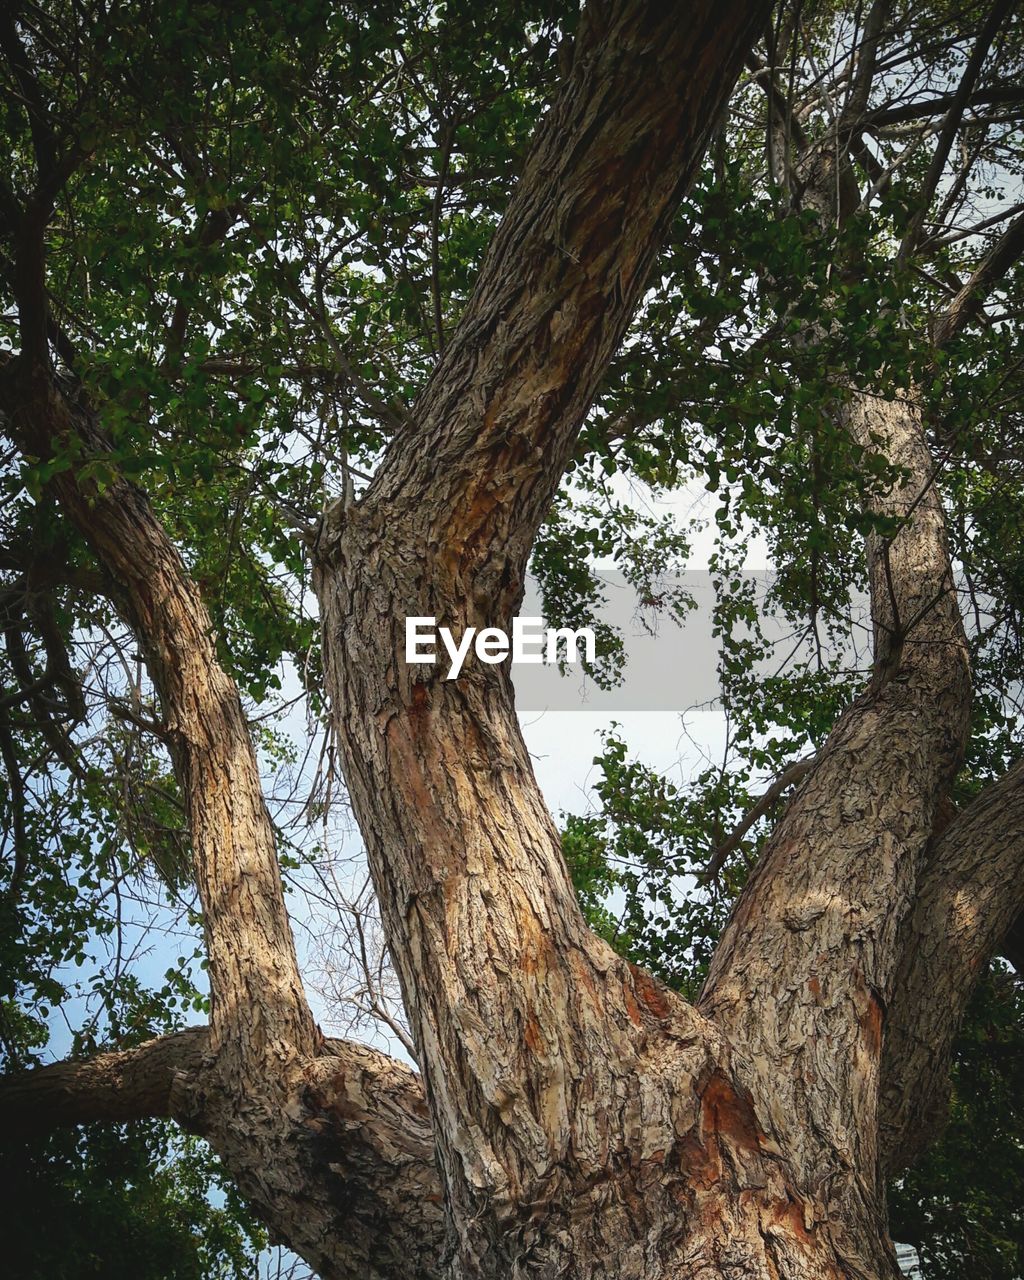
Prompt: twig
<box><xmin>703</xmin><ymin>755</ymin><xmax>818</xmax><ymax>882</ymax></box>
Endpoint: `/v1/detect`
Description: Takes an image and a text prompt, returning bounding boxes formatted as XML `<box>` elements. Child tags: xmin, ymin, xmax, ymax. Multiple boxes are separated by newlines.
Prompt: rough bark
<box><xmin>207</xmin><ymin>1038</ymin><xmax>447</xmax><ymax>1280</ymax></box>
<box><xmin>0</xmin><ymin>362</ymin><xmax>315</xmax><ymax>1068</ymax></box>
<box><xmin>5</xmin><ymin>2</ymin><xmax>1021</xmax><ymax>1277</ymax></box>
<box><xmin>730</xmin><ymin>10</ymin><xmax>1024</xmax><ymax>1222</ymax></box>
<box><xmin>699</xmin><ymin>388</ymin><xmax>970</xmax><ymax>1275</ymax></box>
<box><xmin>0</xmin><ymin>365</ymin><xmax>452</xmax><ymax>1275</ymax></box>
<box><xmin>880</xmin><ymin>760</ymin><xmax>1024</xmax><ymax>1171</ymax></box>
<box><xmin>870</xmin><ymin>160</ymin><xmax>1024</xmax><ymax>1167</ymax></box>
<box><xmin>310</xmin><ymin>1</ymin><xmax>927</xmax><ymax>1275</ymax></box>
<box><xmin>0</xmin><ymin>1028</ymin><xmax>447</xmax><ymax>1280</ymax></box>
<box><xmin>0</xmin><ymin>2</ymin><xmax>787</xmax><ymax>1276</ymax></box>
<box><xmin>0</xmin><ymin>1027</ymin><xmax>210</xmax><ymax>1129</ymax></box>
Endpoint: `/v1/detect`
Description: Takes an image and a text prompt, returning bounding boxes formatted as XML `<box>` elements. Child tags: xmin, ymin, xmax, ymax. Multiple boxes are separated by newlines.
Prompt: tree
<box><xmin>0</xmin><ymin>1</ymin><xmax>1022</xmax><ymax>1278</ymax></box>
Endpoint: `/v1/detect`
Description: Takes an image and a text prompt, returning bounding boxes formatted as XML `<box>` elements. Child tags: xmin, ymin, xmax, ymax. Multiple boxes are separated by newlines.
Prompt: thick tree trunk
<box><xmin>309</xmin><ymin>2</ymin><xmax>934</xmax><ymax>1275</ymax></box>
<box><xmin>315</xmin><ymin>426</ymin><xmax>951</xmax><ymax>1280</ymax></box>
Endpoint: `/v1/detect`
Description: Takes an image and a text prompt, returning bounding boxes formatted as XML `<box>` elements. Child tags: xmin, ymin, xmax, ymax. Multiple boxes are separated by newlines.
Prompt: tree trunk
<box><xmin>309</xmin><ymin>3</ymin><xmax>941</xmax><ymax>1274</ymax></box>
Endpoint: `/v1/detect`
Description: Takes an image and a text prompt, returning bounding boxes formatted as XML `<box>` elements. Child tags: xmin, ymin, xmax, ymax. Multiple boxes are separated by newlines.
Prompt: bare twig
<box><xmin>703</xmin><ymin>755</ymin><xmax>818</xmax><ymax>882</ymax></box>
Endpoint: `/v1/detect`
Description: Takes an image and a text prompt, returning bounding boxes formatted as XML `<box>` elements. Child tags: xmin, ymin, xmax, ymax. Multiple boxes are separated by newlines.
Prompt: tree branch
<box><xmin>931</xmin><ymin>199</ymin><xmax>1024</xmax><ymax>247</ymax></box>
<box><xmin>864</xmin><ymin>83</ymin><xmax>1024</xmax><ymax>129</ymax></box>
<box><xmin>702</xmin><ymin>754</ymin><xmax>818</xmax><ymax>881</ymax></box>
<box><xmin>161</xmin><ymin>204</ymin><xmax>241</xmax><ymax>375</ymax></box>
<box><xmin>0</xmin><ymin>1030</ymin><xmax>447</xmax><ymax>1280</ymax></box>
<box><xmin>932</xmin><ymin>207</ymin><xmax>1024</xmax><ymax>346</ymax></box>
<box><xmin>703</xmin><ymin>1</ymin><xmax>1018</xmax><ymax>1219</ymax></box>
<box><xmin>880</xmin><ymin>760</ymin><xmax>1024</xmax><ymax>1171</ymax></box>
<box><xmin>315</xmin><ymin>0</ymin><xmax>768</xmax><ymax>1262</ymax></box>
<box><xmin>0</xmin><ymin>713</ymin><xmax>31</xmax><ymax>903</ymax></box>
<box><xmin>352</xmin><ymin>0</ymin><xmax>770</xmax><ymax>571</ymax></box>
<box><xmin>0</xmin><ymin>1027</ymin><xmax>210</xmax><ymax>1131</ymax></box>
<box><xmin>839</xmin><ymin>0</ymin><xmax>892</xmax><ymax>136</ymax></box>
<box><xmin>898</xmin><ymin>0</ymin><xmax>1014</xmax><ymax>261</ymax></box>
<box><xmin>0</xmin><ymin>8</ymin><xmax>59</xmax><ymax>181</ymax></box>
<box><xmin>700</xmin><ymin>387</ymin><xmax>970</xmax><ymax>1226</ymax></box>
<box><xmin>0</xmin><ymin>369</ymin><xmax>317</xmax><ymax>1066</ymax></box>
<box><xmin>0</xmin><ymin>9</ymin><xmax>90</xmax><ymax>365</ymax></box>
